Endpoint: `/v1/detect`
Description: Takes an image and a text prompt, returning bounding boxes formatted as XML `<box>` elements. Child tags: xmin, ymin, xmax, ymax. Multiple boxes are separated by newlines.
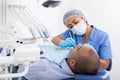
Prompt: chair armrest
<box><xmin>0</xmin><ymin>62</ymin><xmax>29</xmax><ymax>79</ymax></box>
<box><xmin>0</xmin><ymin>56</ymin><xmax>37</xmax><ymax>79</ymax></box>
<box><xmin>106</xmin><ymin>59</ymin><xmax>112</xmax><ymax>71</ymax></box>
<box><xmin>63</xmin><ymin>68</ymin><xmax>110</xmax><ymax>80</ymax></box>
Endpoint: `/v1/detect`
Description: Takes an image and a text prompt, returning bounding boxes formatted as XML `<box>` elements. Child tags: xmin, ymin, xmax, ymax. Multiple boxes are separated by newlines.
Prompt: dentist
<box><xmin>51</xmin><ymin>9</ymin><xmax>112</xmax><ymax>69</ymax></box>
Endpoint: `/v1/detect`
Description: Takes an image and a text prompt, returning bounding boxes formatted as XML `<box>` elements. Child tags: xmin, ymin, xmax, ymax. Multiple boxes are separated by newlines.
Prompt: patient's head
<box><xmin>66</xmin><ymin>44</ymin><xmax>100</xmax><ymax>75</ymax></box>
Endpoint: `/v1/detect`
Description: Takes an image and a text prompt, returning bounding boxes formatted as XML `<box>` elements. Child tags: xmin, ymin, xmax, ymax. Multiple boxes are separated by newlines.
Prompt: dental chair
<box><xmin>8</xmin><ymin>45</ymin><xmax>112</xmax><ymax>80</ymax></box>
<box><xmin>38</xmin><ymin>45</ymin><xmax>112</xmax><ymax>80</ymax></box>
<box><xmin>0</xmin><ymin>45</ymin><xmax>39</xmax><ymax>80</ymax></box>
<box><xmin>20</xmin><ymin>60</ymin><xmax>112</xmax><ymax>80</ymax></box>
<box><xmin>0</xmin><ymin>56</ymin><xmax>38</xmax><ymax>80</ymax></box>
<box><xmin>63</xmin><ymin>59</ymin><xmax>112</xmax><ymax>80</ymax></box>
<box><xmin>20</xmin><ymin>61</ymin><xmax>112</xmax><ymax>80</ymax></box>
<box><xmin>0</xmin><ymin>47</ymin><xmax>3</xmax><ymax>53</ymax></box>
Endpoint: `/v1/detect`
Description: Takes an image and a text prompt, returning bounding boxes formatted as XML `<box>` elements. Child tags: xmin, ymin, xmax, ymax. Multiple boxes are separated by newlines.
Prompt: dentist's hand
<box><xmin>59</xmin><ymin>38</ymin><xmax>75</xmax><ymax>48</ymax></box>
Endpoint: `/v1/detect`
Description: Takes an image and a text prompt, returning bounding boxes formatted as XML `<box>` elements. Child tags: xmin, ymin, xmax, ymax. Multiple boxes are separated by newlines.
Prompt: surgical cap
<box><xmin>63</xmin><ymin>9</ymin><xmax>85</xmax><ymax>26</ymax></box>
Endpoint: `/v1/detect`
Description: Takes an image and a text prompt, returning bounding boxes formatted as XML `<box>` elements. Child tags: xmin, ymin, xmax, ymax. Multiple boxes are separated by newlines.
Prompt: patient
<box><xmin>23</xmin><ymin>44</ymin><xmax>100</xmax><ymax>80</ymax></box>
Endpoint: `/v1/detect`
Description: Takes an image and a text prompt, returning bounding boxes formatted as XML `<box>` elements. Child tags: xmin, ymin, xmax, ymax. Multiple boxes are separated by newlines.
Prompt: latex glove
<box><xmin>59</xmin><ymin>38</ymin><xmax>75</xmax><ymax>48</ymax></box>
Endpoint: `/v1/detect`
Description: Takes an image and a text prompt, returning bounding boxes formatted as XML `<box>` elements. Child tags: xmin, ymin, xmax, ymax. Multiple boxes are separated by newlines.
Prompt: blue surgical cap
<box><xmin>63</xmin><ymin>9</ymin><xmax>85</xmax><ymax>26</ymax></box>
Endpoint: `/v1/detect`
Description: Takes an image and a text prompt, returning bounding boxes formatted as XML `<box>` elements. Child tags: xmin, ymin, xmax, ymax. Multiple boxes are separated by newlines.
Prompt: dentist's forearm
<box><xmin>100</xmin><ymin>59</ymin><xmax>109</xmax><ymax>69</ymax></box>
<box><xmin>51</xmin><ymin>35</ymin><xmax>64</xmax><ymax>46</ymax></box>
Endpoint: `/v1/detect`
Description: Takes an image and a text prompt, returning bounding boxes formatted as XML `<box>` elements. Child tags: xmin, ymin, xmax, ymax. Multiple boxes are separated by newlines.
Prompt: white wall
<box><xmin>0</xmin><ymin>0</ymin><xmax>1</xmax><ymax>26</ymax></box>
<box><xmin>5</xmin><ymin>0</ymin><xmax>120</xmax><ymax>79</ymax></box>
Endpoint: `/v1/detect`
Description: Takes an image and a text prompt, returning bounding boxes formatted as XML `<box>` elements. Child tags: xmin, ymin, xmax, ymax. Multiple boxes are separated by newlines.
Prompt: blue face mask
<box><xmin>71</xmin><ymin>21</ymin><xmax>87</xmax><ymax>35</ymax></box>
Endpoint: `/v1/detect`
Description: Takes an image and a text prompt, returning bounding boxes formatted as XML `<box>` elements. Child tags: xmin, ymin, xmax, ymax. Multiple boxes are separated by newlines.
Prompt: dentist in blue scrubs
<box><xmin>51</xmin><ymin>9</ymin><xmax>112</xmax><ymax>69</ymax></box>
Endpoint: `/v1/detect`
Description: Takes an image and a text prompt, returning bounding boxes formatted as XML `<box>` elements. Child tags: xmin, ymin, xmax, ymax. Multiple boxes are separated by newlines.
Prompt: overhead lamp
<box><xmin>42</xmin><ymin>0</ymin><xmax>61</xmax><ymax>8</ymax></box>
<box><xmin>41</xmin><ymin>0</ymin><xmax>61</xmax><ymax>8</ymax></box>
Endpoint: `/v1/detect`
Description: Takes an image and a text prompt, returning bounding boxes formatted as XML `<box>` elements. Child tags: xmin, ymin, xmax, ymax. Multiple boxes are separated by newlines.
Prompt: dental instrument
<box><xmin>69</xmin><ymin>31</ymin><xmax>72</xmax><ymax>39</ymax></box>
<box><xmin>8</xmin><ymin>4</ymin><xmax>51</xmax><ymax>44</ymax></box>
<box><xmin>69</xmin><ymin>31</ymin><xmax>75</xmax><ymax>47</ymax></box>
<box><xmin>8</xmin><ymin>5</ymin><xmax>37</xmax><ymax>44</ymax></box>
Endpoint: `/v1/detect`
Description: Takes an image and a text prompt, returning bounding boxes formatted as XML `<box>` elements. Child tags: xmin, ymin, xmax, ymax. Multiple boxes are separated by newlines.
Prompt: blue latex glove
<box><xmin>59</xmin><ymin>38</ymin><xmax>75</xmax><ymax>48</ymax></box>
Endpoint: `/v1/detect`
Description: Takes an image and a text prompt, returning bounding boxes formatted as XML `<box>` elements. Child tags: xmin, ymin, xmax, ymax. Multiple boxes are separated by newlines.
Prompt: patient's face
<box><xmin>68</xmin><ymin>44</ymin><xmax>90</xmax><ymax>58</ymax></box>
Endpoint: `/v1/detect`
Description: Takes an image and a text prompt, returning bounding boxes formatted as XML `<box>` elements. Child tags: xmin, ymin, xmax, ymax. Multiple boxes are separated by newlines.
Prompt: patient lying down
<box><xmin>23</xmin><ymin>44</ymin><xmax>100</xmax><ymax>80</ymax></box>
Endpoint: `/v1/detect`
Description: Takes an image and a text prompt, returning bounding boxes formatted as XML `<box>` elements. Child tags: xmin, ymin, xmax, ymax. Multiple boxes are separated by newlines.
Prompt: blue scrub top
<box><xmin>61</xmin><ymin>26</ymin><xmax>112</xmax><ymax>59</ymax></box>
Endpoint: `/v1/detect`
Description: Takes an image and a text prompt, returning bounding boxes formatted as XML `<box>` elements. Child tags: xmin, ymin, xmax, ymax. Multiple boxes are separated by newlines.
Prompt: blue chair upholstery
<box><xmin>63</xmin><ymin>68</ymin><xmax>110</xmax><ymax>80</ymax></box>
<box><xmin>0</xmin><ymin>47</ymin><xmax>3</xmax><ymax>53</ymax></box>
<box><xmin>75</xmin><ymin>69</ymin><xmax>110</xmax><ymax>80</ymax></box>
<box><xmin>106</xmin><ymin>59</ymin><xmax>112</xmax><ymax>71</ymax></box>
<box><xmin>63</xmin><ymin>58</ymin><xmax>112</xmax><ymax>80</ymax></box>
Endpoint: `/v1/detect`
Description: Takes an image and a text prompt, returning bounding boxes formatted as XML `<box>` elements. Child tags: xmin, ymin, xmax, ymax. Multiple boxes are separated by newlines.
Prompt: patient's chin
<box><xmin>40</xmin><ymin>50</ymin><xmax>44</xmax><ymax>55</ymax></box>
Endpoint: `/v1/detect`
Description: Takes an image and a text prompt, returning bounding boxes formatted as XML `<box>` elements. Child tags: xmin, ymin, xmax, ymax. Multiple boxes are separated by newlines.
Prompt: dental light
<box><xmin>37</xmin><ymin>0</ymin><xmax>61</xmax><ymax>8</ymax></box>
<box><xmin>42</xmin><ymin>0</ymin><xmax>61</xmax><ymax>8</ymax></box>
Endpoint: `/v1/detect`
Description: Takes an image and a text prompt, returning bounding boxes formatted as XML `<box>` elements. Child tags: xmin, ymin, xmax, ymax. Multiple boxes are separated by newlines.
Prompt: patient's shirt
<box><xmin>24</xmin><ymin>45</ymin><xmax>74</xmax><ymax>80</ymax></box>
<box><xmin>24</xmin><ymin>59</ymin><xmax>75</xmax><ymax>80</ymax></box>
<box><xmin>38</xmin><ymin>45</ymin><xmax>72</xmax><ymax>64</ymax></box>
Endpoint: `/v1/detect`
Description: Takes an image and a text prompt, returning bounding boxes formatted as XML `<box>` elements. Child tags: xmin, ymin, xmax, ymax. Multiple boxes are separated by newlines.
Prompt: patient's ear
<box><xmin>70</xmin><ymin>59</ymin><xmax>75</xmax><ymax>67</ymax></box>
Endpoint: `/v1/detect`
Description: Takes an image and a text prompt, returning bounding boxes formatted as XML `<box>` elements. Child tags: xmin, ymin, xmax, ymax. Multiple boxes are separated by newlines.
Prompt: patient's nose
<box><xmin>76</xmin><ymin>44</ymin><xmax>82</xmax><ymax>48</ymax></box>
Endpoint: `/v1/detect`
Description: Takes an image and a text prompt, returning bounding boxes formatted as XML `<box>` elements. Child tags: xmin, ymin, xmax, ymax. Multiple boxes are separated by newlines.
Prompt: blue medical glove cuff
<box><xmin>59</xmin><ymin>40</ymin><xmax>68</xmax><ymax>48</ymax></box>
<box><xmin>66</xmin><ymin>38</ymin><xmax>75</xmax><ymax>47</ymax></box>
<box><xmin>59</xmin><ymin>38</ymin><xmax>75</xmax><ymax>48</ymax></box>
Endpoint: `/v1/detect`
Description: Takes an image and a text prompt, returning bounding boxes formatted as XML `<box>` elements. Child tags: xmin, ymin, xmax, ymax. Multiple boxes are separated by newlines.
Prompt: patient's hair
<box><xmin>73</xmin><ymin>48</ymin><xmax>100</xmax><ymax>75</ymax></box>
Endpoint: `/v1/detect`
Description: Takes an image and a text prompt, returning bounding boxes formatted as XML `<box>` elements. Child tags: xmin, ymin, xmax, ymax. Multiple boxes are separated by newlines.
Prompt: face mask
<box><xmin>71</xmin><ymin>21</ymin><xmax>87</xmax><ymax>35</ymax></box>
